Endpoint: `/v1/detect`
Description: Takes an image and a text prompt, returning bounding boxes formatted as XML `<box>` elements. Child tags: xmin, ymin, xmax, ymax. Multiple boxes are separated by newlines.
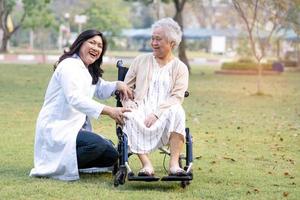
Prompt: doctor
<box><xmin>30</xmin><ymin>29</ymin><xmax>132</xmax><ymax>181</ymax></box>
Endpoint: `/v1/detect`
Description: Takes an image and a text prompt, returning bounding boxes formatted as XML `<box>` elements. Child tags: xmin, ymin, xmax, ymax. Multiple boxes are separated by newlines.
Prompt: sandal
<box><xmin>138</xmin><ymin>167</ymin><xmax>155</xmax><ymax>177</ymax></box>
<box><xmin>168</xmin><ymin>167</ymin><xmax>187</xmax><ymax>176</ymax></box>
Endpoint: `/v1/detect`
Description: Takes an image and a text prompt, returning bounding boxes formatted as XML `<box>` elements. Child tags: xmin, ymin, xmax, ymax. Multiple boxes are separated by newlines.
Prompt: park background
<box><xmin>0</xmin><ymin>0</ymin><xmax>299</xmax><ymax>199</ymax></box>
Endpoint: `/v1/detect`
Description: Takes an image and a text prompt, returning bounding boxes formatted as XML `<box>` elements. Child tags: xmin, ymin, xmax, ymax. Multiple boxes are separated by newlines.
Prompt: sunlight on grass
<box><xmin>0</xmin><ymin>63</ymin><xmax>299</xmax><ymax>200</ymax></box>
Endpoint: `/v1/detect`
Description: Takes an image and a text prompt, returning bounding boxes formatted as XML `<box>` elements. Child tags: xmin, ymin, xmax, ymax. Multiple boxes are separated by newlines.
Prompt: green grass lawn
<box><xmin>0</xmin><ymin>63</ymin><xmax>299</xmax><ymax>200</ymax></box>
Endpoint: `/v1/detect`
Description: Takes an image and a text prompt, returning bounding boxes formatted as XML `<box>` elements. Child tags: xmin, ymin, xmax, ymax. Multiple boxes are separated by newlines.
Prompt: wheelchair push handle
<box><xmin>184</xmin><ymin>91</ymin><xmax>189</xmax><ymax>97</ymax></box>
<box><xmin>116</xmin><ymin>60</ymin><xmax>124</xmax><ymax>68</ymax></box>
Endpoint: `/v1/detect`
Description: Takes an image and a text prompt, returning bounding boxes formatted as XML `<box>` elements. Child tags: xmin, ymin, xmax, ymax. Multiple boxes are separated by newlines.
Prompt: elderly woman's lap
<box><xmin>123</xmin><ymin>104</ymin><xmax>186</xmax><ymax>154</ymax></box>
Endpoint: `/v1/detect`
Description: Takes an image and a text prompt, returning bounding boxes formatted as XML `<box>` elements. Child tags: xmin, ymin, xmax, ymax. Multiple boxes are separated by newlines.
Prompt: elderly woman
<box><xmin>30</xmin><ymin>30</ymin><xmax>132</xmax><ymax>181</ymax></box>
<box><xmin>122</xmin><ymin>18</ymin><xmax>189</xmax><ymax>176</ymax></box>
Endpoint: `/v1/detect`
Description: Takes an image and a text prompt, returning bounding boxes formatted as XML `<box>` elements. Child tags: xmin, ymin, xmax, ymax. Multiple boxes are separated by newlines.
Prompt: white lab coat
<box><xmin>30</xmin><ymin>55</ymin><xmax>117</xmax><ymax>181</ymax></box>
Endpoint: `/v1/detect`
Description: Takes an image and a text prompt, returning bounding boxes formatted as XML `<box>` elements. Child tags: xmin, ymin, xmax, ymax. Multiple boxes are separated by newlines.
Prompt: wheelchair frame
<box><xmin>113</xmin><ymin>60</ymin><xmax>193</xmax><ymax>188</ymax></box>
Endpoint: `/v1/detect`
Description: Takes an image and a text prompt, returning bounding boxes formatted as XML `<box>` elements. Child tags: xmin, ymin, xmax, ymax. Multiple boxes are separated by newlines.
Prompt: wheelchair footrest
<box><xmin>127</xmin><ymin>173</ymin><xmax>160</xmax><ymax>182</ymax></box>
<box><xmin>161</xmin><ymin>175</ymin><xmax>193</xmax><ymax>181</ymax></box>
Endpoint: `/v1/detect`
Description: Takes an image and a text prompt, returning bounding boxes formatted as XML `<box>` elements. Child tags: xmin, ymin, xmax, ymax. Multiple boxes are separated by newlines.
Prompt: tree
<box><xmin>130</xmin><ymin>2</ymin><xmax>155</xmax><ymax>28</ymax></box>
<box><xmin>83</xmin><ymin>0</ymin><xmax>131</xmax><ymax>48</ymax></box>
<box><xmin>232</xmin><ymin>0</ymin><xmax>286</xmax><ymax>95</ymax></box>
<box><xmin>23</xmin><ymin>1</ymin><xmax>57</xmax><ymax>50</ymax></box>
<box><xmin>286</xmin><ymin>0</ymin><xmax>300</xmax><ymax>35</ymax></box>
<box><xmin>0</xmin><ymin>0</ymin><xmax>51</xmax><ymax>52</ymax></box>
<box><xmin>22</xmin><ymin>2</ymin><xmax>57</xmax><ymax>62</ymax></box>
<box><xmin>191</xmin><ymin>0</ymin><xmax>238</xmax><ymax>29</ymax></box>
<box><xmin>285</xmin><ymin>0</ymin><xmax>300</xmax><ymax>67</ymax></box>
<box><xmin>173</xmin><ymin>0</ymin><xmax>190</xmax><ymax>71</ymax></box>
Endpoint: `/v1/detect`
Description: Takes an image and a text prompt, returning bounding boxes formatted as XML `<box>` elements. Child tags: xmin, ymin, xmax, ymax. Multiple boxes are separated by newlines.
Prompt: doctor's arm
<box><xmin>60</xmin><ymin>65</ymin><xmax>104</xmax><ymax>119</ymax></box>
<box><xmin>95</xmin><ymin>79</ymin><xmax>133</xmax><ymax>101</ymax></box>
<box><xmin>60</xmin><ymin>66</ymin><xmax>130</xmax><ymax>124</ymax></box>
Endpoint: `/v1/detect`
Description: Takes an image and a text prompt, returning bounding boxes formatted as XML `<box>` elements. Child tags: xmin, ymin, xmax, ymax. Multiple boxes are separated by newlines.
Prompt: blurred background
<box><xmin>0</xmin><ymin>0</ymin><xmax>299</xmax><ymax>69</ymax></box>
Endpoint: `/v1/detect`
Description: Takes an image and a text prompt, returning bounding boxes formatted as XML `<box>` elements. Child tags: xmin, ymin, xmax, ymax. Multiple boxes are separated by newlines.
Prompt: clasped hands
<box><xmin>108</xmin><ymin>82</ymin><xmax>158</xmax><ymax>127</ymax></box>
<box><xmin>111</xmin><ymin>107</ymin><xmax>131</xmax><ymax>125</ymax></box>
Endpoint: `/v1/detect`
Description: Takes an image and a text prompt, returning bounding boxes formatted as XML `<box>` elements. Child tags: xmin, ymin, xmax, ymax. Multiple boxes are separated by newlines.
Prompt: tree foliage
<box><xmin>23</xmin><ymin>1</ymin><xmax>57</xmax><ymax>30</ymax></box>
<box><xmin>76</xmin><ymin>0</ymin><xmax>131</xmax><ymax>48</ymax></box>
<box><xmin>83</xmin><ymin>0</ymin><xmax>130</xmax><ymax>37</ymax></box>
<box><xmin>0</xmin><ymin>0</ymin><xmax>52</xmax><ymax>52</ymax></box>
<box><xmin>285</xmin><ymin>0</ymin><xmax>300</xmax><ymax>35</ymax></box>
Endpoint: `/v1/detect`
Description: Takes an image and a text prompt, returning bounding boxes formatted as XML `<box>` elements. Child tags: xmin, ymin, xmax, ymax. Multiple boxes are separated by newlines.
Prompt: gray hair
<box><xmin>151</xmin><ymin>17</ymin><xmax>182</xmax><ymax>49</ymax></box>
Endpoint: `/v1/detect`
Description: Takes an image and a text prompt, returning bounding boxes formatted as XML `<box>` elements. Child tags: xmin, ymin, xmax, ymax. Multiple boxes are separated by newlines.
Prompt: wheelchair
<box><xmin>113</xmin><ymin>60</ymin><xmax>193</xmax><ymax>188</ymax></box>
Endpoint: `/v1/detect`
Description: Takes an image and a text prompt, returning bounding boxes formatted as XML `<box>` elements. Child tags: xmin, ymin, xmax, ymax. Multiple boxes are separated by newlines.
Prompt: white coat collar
<box><xmin>72</xmin><ymin>53</ymin><xmax>88</xmax><ymax>70</ymax></box>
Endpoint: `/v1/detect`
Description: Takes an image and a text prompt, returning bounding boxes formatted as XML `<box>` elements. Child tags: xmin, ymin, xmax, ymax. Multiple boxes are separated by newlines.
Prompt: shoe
<box><xmin>168</xmin><ymin>167</ymin><xmax>187</xmax><ymax>176</ymax></box>
<box><xmin>137</xmin><ymin>167</ymin><xmax>155</xmax><ymax>176</ymax></box>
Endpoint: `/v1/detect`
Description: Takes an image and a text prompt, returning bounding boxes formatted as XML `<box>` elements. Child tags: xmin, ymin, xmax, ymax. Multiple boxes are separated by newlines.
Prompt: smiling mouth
<box><xmin>89</xmin><ymin>51</ymin><xmax>99</xmax><ymax>59</ymax></box>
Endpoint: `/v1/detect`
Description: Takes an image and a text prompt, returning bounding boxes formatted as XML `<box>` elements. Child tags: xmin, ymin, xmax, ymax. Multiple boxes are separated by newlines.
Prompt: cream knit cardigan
<box><xmin>123</xmin><ymin>53</ymin><xmax>189</xmax><ymax>117</ymax></box>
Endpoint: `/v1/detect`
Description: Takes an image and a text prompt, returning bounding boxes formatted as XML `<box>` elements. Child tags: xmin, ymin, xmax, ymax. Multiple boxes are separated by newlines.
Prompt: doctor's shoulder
<box><xmin>55</xmin><ymin>57</ymin><xmax>83</xmax><ymax>73</ymax></box>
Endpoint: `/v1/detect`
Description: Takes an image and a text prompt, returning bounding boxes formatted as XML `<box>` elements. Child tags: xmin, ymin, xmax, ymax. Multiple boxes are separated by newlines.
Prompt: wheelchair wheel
<box><xmin>112</xmin><ymin>162</ymin><xmax>119</xmax><ymax>175</ymax></box>
<box><xmin>114</xmin><ymin>177</ymin><xmax>120</xmax><ymax>187</ymax></box>
<box><xmin>180</xmin><ymin>181</ymin><xmax>189</xmax><ymax>188</ymax></box>
<box><xmin>114</xmin><ymin>167</ymin><xmax>127</xmax><ymax>187</ymax></box>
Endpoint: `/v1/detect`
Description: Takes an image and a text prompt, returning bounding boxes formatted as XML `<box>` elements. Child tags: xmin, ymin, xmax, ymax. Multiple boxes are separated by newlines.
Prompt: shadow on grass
<box><xmin>1</xmin><ymin>167</ymin><xmax>188</xmax><ymax>192</ymax></box>
<box><xmin>120</xmin><ymin>182</ymin><xmax>180</xmax><ymax>191</ymax></box>
<box><xmin>79</xmin><ymin>172</ymin><xmax>187</xmax><ymax>191</ymax></box>
<box><xmin>250</xmin><ymin>92</ymin><xmax>273</xmax><ymax>97</ymax></box>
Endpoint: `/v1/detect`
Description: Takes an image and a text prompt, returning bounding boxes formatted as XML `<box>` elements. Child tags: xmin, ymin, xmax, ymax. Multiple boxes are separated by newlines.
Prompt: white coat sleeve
<box><xmin>94</xmin><ymin>78</ymin><xmax>117</xmax><ymax>100</ymax></box>
<box><xmin>58</xmin><ymin>63</ymin><xmax>104</xmax><ymax>119</ymax></box>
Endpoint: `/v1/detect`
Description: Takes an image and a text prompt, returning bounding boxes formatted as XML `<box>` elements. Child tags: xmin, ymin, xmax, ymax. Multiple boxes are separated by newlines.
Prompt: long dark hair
<box><xmin>54</xmin><ymin>29</ymin><xmax>107</xmax><ymax>84</ymax></box>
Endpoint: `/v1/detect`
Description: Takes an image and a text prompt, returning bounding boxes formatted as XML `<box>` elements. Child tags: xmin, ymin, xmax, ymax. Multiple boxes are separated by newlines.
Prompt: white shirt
<box><xmin>30</xmin><ymin>55</ymin><xmax>116</xmax><ymax>181</ymax></box>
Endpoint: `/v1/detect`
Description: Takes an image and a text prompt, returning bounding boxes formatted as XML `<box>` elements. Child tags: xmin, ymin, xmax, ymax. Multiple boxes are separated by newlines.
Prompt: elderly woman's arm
<box><xmin>121</xmin><ymin>59</ymin><xmax>139</xmax><ymax>109</ymax></box>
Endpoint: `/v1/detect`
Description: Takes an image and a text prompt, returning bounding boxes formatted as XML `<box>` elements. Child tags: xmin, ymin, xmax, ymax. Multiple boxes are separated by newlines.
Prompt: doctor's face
<box><xmin>79</xmin><ymin>35</ymin><xmax>103</xmax><ymax>66</ymax></box>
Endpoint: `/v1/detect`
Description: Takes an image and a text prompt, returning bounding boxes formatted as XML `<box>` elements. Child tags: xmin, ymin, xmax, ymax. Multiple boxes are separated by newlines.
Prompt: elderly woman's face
<box><xmin>79</xmin><ymin>35</ymin><xmax>103</xmax><ymax>66</ymax></box>
<box><xmin>151</xmin><ymin>27</ymin><xmax>173</xmax><ymax>58</ymax></box>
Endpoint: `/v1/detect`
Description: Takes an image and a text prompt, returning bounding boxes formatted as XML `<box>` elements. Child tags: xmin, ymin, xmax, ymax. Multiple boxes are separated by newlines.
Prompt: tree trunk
<box><xmin>30</xmin><ymin>30</ymin><xmax>34</xmax><ymax>50</ymax></box>
<box><xmin>276</xmin><ymin>39</ymin><xmax>280</xmax><ymax>61</ymax></box>
<box><xmin>178</xmin><ymin>36</ymin><xmax>190</xmax><ymax>70</ymax></box>
<box><xmin>297</xmin><ymin>35</ymin><xmax>300</xmax><ymax>68</ymax></box>
<box><xmin>0</xmin><ymin>34</ymin><xmax>9</xmax><ymax>52</ymax></box>
<box><xmin>0</xmin><ymin>12</ymin><xmax>12</xmax><ymax>52</ymax></box>
<box><xmin>0</xmin><ymin>0</ymin><xmax>8</xmax><ymax>52</ymax></box>
<box><xmin>0</xmin><ymin>0</ymin><xmax>26</xmax><ymax>53</ymax></box>
<box><xmin>0</xmin><ymin>16</ymin><xmax>7</xmax><ymax>52</ymax></box>
<box><xmin>0</xmin><ymin>24</ymin><xmax>23</xmax><ymax>53</ymax></box>
<box><xmin>154</xmin><ymin>0</ymin><xmax>161</xmax><ymax>20</ymax></box>
<box><xmin>173</xmin><ymin>0</ymin><xmax>190</xmax><ymax>72</ymax></box>
<box><xmin>256</xmin><ymin>61</ymin><xmax>263</xmax><ymax>95</ymax></box>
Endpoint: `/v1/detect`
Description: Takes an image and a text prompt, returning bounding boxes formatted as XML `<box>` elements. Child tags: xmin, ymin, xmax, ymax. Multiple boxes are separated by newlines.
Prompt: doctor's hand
<box><xmin>144</xmin><ymin>113</ymin><xmax>158</xmax><ymax>128</ymax></box>
<box><xmin>116</xmin><ymin>81</ymin><xmax>133</xmax><ymax>101</ymax></box>
<box><xmin>102</xmin><ymin>106</ymin><xmax>131</xmax><ymax>125</ymax></box>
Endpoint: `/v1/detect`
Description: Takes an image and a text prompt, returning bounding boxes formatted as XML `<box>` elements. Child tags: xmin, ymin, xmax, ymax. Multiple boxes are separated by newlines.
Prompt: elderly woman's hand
<box><xmin>117</xmin><ymin>81</ymin><xmax>133</xmax><ymax>101</ymax></box>
<box><xmin>144</xmin><ymin>113</ymin><xmax>158</xmax><ymax>128</ymax></box>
